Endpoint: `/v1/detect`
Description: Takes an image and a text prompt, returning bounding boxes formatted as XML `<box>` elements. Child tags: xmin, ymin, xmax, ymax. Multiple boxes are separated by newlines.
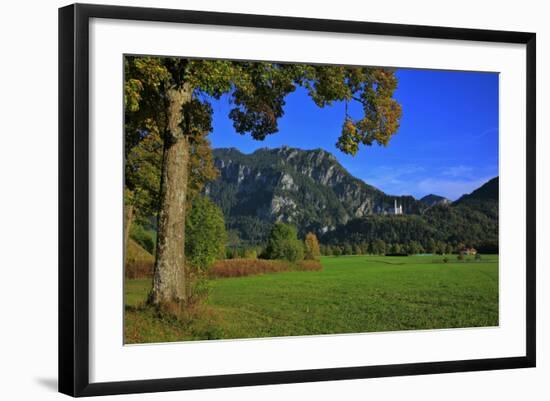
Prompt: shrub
<box><xmin>443</xmin><ymin>257</ymin><xmax>449</xmax><ymax>263</ymax></box>
<box><xmin>185</xmin><ymin>195</ymin><xmax>227</xmax><ymax>273</ymax></box>
<box><xmin>285</xmin><ymin>239</ymin><xmax>304</xmax><ymax>261</ymax></box>
<box><xmin>457</xmin><ymin>254</ymin><xmax>465</xmax><ymax>261</ymax></box>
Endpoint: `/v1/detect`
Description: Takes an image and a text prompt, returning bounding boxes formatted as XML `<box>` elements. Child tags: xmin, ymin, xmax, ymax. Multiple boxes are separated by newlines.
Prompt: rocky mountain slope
<box><xmin>206</xmin><ymin>146</ymin><xmax>426</xmax><ymax>243</ymax></box>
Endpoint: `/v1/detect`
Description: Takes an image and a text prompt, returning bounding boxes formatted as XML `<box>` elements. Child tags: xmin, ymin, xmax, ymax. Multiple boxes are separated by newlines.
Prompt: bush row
<box><xmin>208</xmin><ymin>258</ymin><xmax>322</xmax><ymax>278</ymax></box>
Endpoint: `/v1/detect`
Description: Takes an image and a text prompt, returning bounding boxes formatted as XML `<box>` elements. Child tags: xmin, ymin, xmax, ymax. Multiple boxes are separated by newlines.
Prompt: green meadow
<box><xmin>124</xmin><ymin>254</ymin><xmax>498</xmax><ymax>344</ymax></box>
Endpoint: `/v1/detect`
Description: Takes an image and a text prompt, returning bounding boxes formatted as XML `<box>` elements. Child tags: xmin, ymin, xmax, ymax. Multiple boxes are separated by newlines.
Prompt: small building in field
<box><xmin>459</xmin><ymin>247</ymin><xmax>477</xmax><ymax>256</ymax></box>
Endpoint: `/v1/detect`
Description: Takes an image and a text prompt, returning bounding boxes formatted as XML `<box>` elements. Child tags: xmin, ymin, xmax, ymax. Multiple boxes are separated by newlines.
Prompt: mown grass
<box><xmin>125</xmin><ymin>255</ymin><xmax>498</xmax><ymax>344</ymax></box>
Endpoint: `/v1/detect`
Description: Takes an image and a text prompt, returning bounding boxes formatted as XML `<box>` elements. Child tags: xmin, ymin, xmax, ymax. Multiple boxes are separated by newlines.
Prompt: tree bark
<box><xmin>150</xmin><ymin>84</ymin><xmax>192</xmax><ymax>305</ymax></box>
<box><xmin>123</xmin><ymin>202</ymin><xmax>134</xmax><ymax>265</ymax></box>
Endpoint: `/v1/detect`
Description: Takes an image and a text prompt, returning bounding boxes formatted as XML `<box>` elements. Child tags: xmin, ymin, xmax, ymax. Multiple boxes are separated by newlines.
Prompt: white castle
<box><xmin>394</xmin><ymin>199</ymin><xmax>403</xmax><ymax>215</ymax></box>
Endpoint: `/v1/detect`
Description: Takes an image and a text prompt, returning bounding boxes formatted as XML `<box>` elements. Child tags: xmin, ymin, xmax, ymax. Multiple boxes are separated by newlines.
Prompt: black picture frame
<box><xmin>59</xmin><ymin>3</ymin><xmax>536</xmax><ymax>397</ymax></box>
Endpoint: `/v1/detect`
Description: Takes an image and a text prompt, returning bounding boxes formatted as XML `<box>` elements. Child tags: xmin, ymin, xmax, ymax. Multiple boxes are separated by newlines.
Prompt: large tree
<box><xmin>124</xmin><ymin>58</ymin><xmax>218</xmax><ymax>260</ymax></box>
<box><xmin>125</xmin><ymin>57</ymin><xmax>402</xmax><ymax>306</ymax></box>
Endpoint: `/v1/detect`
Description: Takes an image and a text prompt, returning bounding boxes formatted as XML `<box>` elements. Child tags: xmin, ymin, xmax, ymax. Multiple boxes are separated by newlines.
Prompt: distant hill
<box><xmin>206</xmin><ymin>147</ymin><xmax>425</xmax><ymax>243</ymax></box>
<box><xmin>455</xmin><ymin>177</ymin><xmax>498</xmax><ymax>203</ymax></box>
<box><xmin>454</xmin><ymin>177</ymin><xmax>498</xmax><ymax>219</ymax></box>
<box><xmin>420</xmin><ymin>194</ymin><xmax>451</xmax><ymax>207</ymax></box>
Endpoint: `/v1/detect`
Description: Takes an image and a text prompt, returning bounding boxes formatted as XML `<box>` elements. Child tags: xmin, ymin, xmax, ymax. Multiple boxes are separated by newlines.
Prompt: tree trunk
<box><xmin>150</xmin><ymin>84</ymin><xmax>192</xmax><ymax>305</ymax></box>
<box><xmin>123</xmin><ymin>202</ymin><xmax>134</xmax><ymax>264</ymax></box>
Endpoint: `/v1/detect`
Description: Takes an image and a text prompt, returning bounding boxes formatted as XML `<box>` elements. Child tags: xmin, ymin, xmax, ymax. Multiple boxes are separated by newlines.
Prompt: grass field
<box><xmin>124</xmin><ymin>254</ymin><xmax>499</xmax><ymax>344</ymax></box>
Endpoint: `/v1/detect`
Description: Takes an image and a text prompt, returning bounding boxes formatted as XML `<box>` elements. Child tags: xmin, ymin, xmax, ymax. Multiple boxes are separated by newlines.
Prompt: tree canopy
<box><xmin>125</xmin><ymin>57</ymin><xmax>402</xmax><ymax>156</ymax></box>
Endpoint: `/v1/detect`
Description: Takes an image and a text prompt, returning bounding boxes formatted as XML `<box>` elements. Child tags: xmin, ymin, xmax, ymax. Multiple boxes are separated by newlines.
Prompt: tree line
<box><xmin>322</xmin><ymin>240</ymin><xmax>453</xmax><ymax>256</ymax></box>
<box><xmin>321</xmin><ymin>207</ymin><xmax>498</xmax><ymax>254</ymax></box>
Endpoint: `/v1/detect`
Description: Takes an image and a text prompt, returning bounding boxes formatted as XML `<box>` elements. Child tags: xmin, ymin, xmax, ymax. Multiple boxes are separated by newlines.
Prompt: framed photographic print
<box><xmin>58</xmin><ymin>3</ymin><xmax>536</xmax><ymax>397</ymax></box>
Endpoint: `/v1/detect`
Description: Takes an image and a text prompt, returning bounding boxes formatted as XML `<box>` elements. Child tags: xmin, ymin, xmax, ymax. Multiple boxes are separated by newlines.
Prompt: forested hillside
<box><xmin>206</xmin><ymin>147</ymin><xmax>498</xmax><ymax>253</ymax></box>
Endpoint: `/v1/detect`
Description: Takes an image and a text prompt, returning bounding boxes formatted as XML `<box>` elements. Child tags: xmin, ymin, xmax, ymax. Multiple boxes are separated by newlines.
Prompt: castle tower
<box><xmin>394</xmin><ymin>199</ymin><xmax>403</xmax><ymax>215</ymax></box>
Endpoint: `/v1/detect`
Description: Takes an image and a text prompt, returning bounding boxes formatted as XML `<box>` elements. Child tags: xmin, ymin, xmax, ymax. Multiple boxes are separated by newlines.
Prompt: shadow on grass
<box><xmin>368</xmin><ymin>259</ymin><xmax>406</xmax><ymax>265</ymax></box>
<box><xmin>125</xmin><ymin>301</ymin><xmax>228</xmax><ymax>343</ymax></box>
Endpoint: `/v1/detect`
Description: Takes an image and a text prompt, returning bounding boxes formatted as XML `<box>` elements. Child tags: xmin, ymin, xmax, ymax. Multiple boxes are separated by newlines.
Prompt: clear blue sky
<box><xmin>207</xmin><ymin>68</ymin><xmax>499</xmax><ymax>201</ymax></box>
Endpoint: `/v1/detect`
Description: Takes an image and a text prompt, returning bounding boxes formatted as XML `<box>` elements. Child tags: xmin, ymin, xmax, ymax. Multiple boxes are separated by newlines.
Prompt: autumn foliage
<box><xmin>304</xmin><ymin>232</ymin><xmax>321</xmax><ymax>260</ymax></box>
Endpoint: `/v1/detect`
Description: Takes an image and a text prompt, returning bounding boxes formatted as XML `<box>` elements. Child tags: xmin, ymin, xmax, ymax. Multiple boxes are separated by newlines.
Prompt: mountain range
<box><xmin>205</xmin><ymin>146</ymin><xmax>498</xmax><ymax>248</ymax></box>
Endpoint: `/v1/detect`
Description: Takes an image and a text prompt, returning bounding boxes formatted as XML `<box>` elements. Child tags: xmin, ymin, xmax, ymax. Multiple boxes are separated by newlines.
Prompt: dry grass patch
<box><xmin>125</xmin><ymin>239</ymin><xmax>154</xmax><ymax>279</ymax></box>
<box><xmin>209</xmin><ymin>258</ymin><xmax>291</xmax><ymax>278</ymax></box>
<box><xmin>209</xmin><ymin>258</ymin><xmax>323</xmax><ymax>278</ymax></box>
<box><xmin>296</xmin><ymin>260</ymin><xmax>323</xmax><ymax>271</ymax></box>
